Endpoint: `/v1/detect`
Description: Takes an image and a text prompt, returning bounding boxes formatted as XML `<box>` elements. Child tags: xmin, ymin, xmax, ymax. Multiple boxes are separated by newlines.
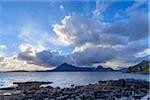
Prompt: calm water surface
<box><xmin>0</xmin><ymin>72</ymin><xmax>149</xmax><ymax>88</ymax></box>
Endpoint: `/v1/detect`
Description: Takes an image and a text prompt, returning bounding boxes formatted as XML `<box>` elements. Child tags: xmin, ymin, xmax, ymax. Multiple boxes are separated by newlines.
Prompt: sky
<box><xmin>0</xmin><ymin>0</ymin><xmax>149</xmax><ymax>71</ymax></box>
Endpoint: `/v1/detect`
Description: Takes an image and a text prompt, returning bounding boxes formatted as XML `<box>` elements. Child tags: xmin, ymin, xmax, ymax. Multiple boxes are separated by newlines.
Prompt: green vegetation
<box><xmin>128</xmin><ymin>60</ymin><xmax>150</xmax><ymax>73</ymax></box>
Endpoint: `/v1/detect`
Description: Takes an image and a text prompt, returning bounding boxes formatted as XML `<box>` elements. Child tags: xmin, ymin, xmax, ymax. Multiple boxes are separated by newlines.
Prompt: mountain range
<box><xmin>5</xmin><ymin>60</ymin><xmax>149</xmax><ymax>73</ymax></box>
<box><xmin>53</xmin><ymin>63</ymin><xmax>114</xmax><ymax>72</ymax></box>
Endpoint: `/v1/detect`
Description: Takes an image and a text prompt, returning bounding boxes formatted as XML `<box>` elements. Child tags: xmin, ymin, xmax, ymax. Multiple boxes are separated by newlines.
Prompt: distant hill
<box><xmin>128</xmin><ymin>60</ymin><xmax>149</xmax><ymax>73</ymax></box>
<box><xmin>96</xmin><ymin>65</ymin><xmax>114</xmax><ymax>71</ymax></box>
<box><xmin>54</xmin><ymin>63</ymin><xmax>83</xmax><ymax>71</ymax></box>
<box><xmin>3</xmin><ymin>70</ymin><xmax>29</xmax><ymax>72</ymax></box>
<box><xmin>53</xmin><ymin>63</ymin><xmax>114</xmax><ymax>72</ymax></box>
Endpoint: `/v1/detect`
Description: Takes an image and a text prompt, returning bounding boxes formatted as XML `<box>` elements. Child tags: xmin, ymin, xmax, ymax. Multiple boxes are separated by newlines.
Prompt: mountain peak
<box><xmin>96</xmin><ymin>65</ymin><xmax>103</xmax><ymax>69</ymax></box>
<box><xmin>54</xmin><ymin>63</ymin><xmax>114</xmax><ymax>72</ymax></box>
<box><xmin>54</xmin><ymin>63</ymin><xmax>78</xmax><ymax>71</ymax></box>
<box><xmin>96</xmin><ymin>65</ymin><xmax>114</xmax><ymax>71</ymax></box>
<box><xmin>61</xmin><ymin>63</ymin><xmax>70</xmax><ymax>66</ymax></box>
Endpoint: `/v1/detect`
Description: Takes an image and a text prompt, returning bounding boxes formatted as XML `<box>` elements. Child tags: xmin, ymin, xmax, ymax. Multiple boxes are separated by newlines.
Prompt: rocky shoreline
<box><xmin>0</xmin><ymin>79</ymin><xmax>149</xmax><ymax>100</ymax></box>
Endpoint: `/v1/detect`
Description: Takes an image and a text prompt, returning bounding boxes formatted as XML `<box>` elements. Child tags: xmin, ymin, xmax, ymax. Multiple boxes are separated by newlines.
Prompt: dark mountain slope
<box><xmin>128</xmin><ymin>60</ymin><xmax>149</xmax><ymax>73</ymax></box>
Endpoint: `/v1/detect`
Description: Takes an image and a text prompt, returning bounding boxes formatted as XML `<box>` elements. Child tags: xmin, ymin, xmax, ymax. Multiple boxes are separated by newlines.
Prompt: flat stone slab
<box><xmin>13</xmin><ymin>81</ymin><xmax>52</xmax><ymax>85</ymax></box>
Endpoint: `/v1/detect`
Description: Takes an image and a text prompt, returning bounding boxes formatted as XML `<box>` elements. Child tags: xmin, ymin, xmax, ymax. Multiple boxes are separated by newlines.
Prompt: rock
<box><xmin>0</xmin><ymin>79</ymin><xmax>149</xmax><ymax>100</ymax></box>
<box><xmin>3</xmin><ymin>92</ymin><xmax>12</xmax><ymax>96</ymax></box>
<box><xmin>13</xmin><ymin>90</ymin><xmax>22</xmax><ymax>95</ymax></box>
<box><xmin>0</xmin><ymin>87</ymin><xmax>15</xmax><ymax>90</ymax></box>
<box><xmin>56</xmin><ymin>95</ymin><xmax>68</xmax><ymax>99</ymax></box>
<box><xmin>141</xmin><ymin>94</ymin><xmax>150</xmax><ymax>100</ymax></box>
<box><xmin>71</xmin><ymin>84</ymin><xmax>74</xmax><ymax>86</ymax></box>
<box><xmin>120</xmin><ymin>97</ymin><xmax>131</xmax><ymax>100</ymax></box>
<box><xmin>13</xmin><ymin>81</ymin><xmax>52</xmax><ymax>91</ymax></box>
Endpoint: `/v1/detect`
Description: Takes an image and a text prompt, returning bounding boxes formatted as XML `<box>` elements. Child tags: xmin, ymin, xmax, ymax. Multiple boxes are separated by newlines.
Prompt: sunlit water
<box><xmin>0</xmin><ymin>72</ymin><xmax>149</xmax><ymax>88</ymax></box>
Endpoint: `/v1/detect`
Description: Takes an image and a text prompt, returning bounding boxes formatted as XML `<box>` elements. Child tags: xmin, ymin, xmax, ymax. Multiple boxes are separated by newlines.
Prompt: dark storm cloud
<box><xmin>33</xmin><ymin>50</ymin><xmax>66</xmax><ymax>66</ymax></box>
<box><xmin>113</xmin><ymin>38</ymin><xmax>149</xmax><ymax>64</ymax></box>
<box><xmin>0</xmin><ymin>57</ymin><xmax>4</xmax><ymax>62</ymax></box>
<box><xmin>69</xmin><ymin>46</ymin><xmax>117</xmax><ymax>66</ymax></box>
<box><xmin>103</xmin><ymin>11</ymin><xmax>149</xmax><ymax>41</ymax></box>
<box><xmin>17</xmin><ymin>38</ymin><xmax>149</xmax><ymax>67</ymax></box>
<box><xmin>18</xmin><ymin>52</ymin><xmax>34</xmax><ymax>61</ymax></box>
<box><xmin>17</xmin><ymin>49</ymin><xmax>66</xmax><ymax>67</ymax></box>
<box><xmin>17</xmin><ymin>46</ymin><xmax>117</xmax><ymax>67</ymax></box>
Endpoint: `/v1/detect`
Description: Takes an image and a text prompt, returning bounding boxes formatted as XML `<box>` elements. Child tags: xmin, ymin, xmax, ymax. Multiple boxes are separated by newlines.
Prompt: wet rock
<box><xmin>0</xmin><ymin>79</ymin><xmax>149</xmax><ymax>100</ymax></box>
